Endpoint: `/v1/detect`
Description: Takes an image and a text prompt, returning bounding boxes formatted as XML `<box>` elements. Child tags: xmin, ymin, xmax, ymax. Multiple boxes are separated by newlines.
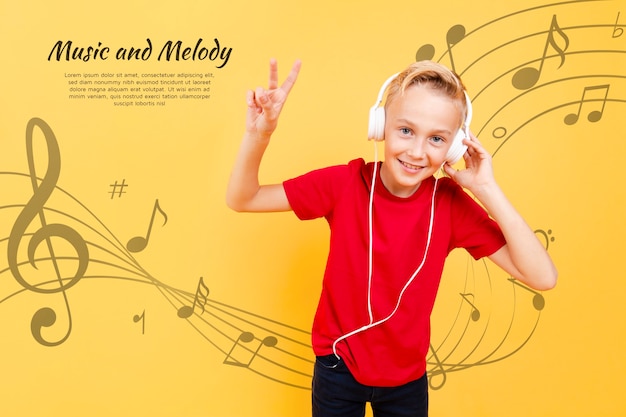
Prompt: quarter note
<box><xmin>564</xmin><ymin>84</ymin><xmax>610</xmax><ymax>125</ymax></box>
<box><xmin>415</xmin><ymin>44</ymin><xmax>435</xmax><ymax>61</ymax></box>
<box><xmin>414</xmin><ymin>23</ymin><xmax>465</xmax><ymax>67</ymax></box>
<box><xmin>133</xmin><ymin>310</ymin><xmax>145</xmax><ymax>334</ymax></box>
<box><xmin>177</xmin><ymin>277</ymin><xmax>210</xmax><ymax>318</ymax></box>
<box><xmin>512</xmin><ymin>15</ymin><xmax>569</xmax><ymax>90</ymax></box>
<box><xmin>460</xmin><ymin>293</ymin><xmax>481</xmax><ymax>321</ymax></box>
<box><xmin>445</xmin><ymin>24</ymin><xmax>466</xmax><ymax>73</ymax></box>
<box><xmin>508</xmin><ymin>278</ymin><xmax>545</xmax><ymax>311</ymax></box>
<box><xmin>126</xmin><ymin>199</ymin><xmax>168</xmax><ymax>253</ymax></box>
<box><xmin>223</xmin><ymin>331</ymin><xmax>278</xmax><ymax>368</ymax></box>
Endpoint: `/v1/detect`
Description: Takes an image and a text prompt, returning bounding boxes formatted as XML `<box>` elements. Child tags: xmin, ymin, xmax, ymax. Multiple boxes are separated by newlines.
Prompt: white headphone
<box><xmin>330</xmin><ymin>72</ymin><xmax>473</xmax><ymax>362</ymax></box>
<box><xmin>367</xmin><ymin>73</ymin><xmax>473</xmax><ymax>164</ymax></box>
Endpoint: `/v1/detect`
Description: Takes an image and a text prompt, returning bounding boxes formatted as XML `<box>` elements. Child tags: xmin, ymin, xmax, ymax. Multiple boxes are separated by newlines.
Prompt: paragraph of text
<box><xmin>65</xmin><ymin>71</ymin><xmax>214</xmax><ymax>107</ymax></box>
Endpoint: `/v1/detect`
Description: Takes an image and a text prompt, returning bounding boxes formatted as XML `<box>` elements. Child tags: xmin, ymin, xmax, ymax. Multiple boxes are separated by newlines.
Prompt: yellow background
<box><xmin>1</xmin><ymin>0</ymin><xmax>625</xmax><ymax>416</ymax></box>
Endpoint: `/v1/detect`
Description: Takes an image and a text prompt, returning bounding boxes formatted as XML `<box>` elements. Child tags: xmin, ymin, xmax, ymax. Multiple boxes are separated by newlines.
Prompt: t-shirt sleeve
<box><xmin>448</xmin><ymin>182</ymin><xmax>507</xmax><ymax>260</ymax></box>
<box><xmin>283</xmin><ymin>162</ymin><xmax>354</xmax><ymax>221</ymax></box>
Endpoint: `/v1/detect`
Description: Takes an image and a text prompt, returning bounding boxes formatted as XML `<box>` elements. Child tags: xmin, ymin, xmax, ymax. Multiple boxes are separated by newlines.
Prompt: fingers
<box><xmin>254</xmin><ymin>86</ymin><xmax>271</xmax><ymax>114</ymax></box>
<box><xmin>268</xmin><ymin>58</ymin><xmax>279</xmax><ymax>90</ymax></box>
<box><xmin>442</xmin><ymin>162</ymin><xmax>456</xmax><ymax>178</ymax></box>
<box><xmin>246</xmin><ymin>89</ymin><xmax>257</xmax><ymax>108</ymax></box>
<box><xmin>280</xmin><ymin>59</ymin><xmax>302</xmax><ymax>95</ymax></box>
<box><xmin>463</xmin><ymin>131</ymin><xmax>486</xmax><ymax>154</ymax></box>
<box><xmin>267</xmin><ymin>58</ymin><xmax>301</xmax><ymax>93</ymax></box>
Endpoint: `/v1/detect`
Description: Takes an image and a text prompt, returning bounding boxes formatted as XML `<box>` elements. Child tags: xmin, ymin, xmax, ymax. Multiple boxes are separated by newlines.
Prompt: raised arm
<box><xmin>226</xmin><ymin>59</ymin><xmax>302</xmax><ymax>212</ymax></box>
<box><xmin>443</xmin><ymin>132</ymin><xmax>558</xmax><ymax>291</ymax></box>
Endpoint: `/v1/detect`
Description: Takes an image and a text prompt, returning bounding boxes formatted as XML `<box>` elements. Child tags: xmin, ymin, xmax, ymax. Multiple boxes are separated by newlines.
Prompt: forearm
<box><xmin>226</xmin><ymin>132</ymin><xmax>271</xmax><ymax>212</ymax></box>
<box><xmin>473</xmin><ymin>182</ymin><xmax>558</xmax><ymax>290</ymax></box>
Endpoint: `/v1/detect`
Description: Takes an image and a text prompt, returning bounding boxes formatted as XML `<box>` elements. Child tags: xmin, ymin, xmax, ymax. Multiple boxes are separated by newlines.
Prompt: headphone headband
<box><xmin>367</xmin><ymin>72</ymin><xmax>473</xmax><ymax>164</ymax></box>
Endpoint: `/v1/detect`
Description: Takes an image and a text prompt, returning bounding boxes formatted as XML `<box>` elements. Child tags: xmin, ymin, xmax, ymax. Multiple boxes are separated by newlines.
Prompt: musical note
<box><xmin>512</xmin><ymin>15</ymin><xmax>569</xmax><ymax>90</ymax></box>
<box><xmin>415</xmin><ymin>43</ymin><xmax>435</xmax><ymax>61</ymax></box>
<box><xmin>613</xmin><ymin>12</ymin><xmax>623</xmax><ymax>38</ymax></box>
<box><xmin>445</xmin><ymin>24</ymin><xmax>466</xmax><ymax>72</ymax></box>
<box><xmin>126</xmin><ymin>199</ymin><xmax>168</xmax><ymax>253</ymax></box>
<box><xmin>460</xmin><ymin>293</ymin><xmax>481</xmax><ymax>321</ymax></box>
<box><xmin>564</xmin><ymin>84</ymin><xmax>610</xmax><ymax>125</ymax></box>
<box><xmin>133</xmin><ymin>310</ymin><xmax>145</xmax><ymax>334</ymax></box>
<box><xmin>508</xmin><ymin>278</ymin><xmax>545</xmax><ymax>311</ymax></box>
<box><xmin>7</xmin><ymin>118</ymin><xmax>89</xmax><ymax>346</ymax></box>
<box><xmin>492</xmin><ymin>126</ymin><xmax>507</xmax><ymax>139</ymax></box>
<box><xmin>415</xmin><ymin>24</ymin><xmax>465</xmax><ymax>67</ymax></box>
<box><xmin>177</xmin><ymin>277</ymin><xmax>210</xmax><ymax>318</ymax></box>
<box><xmin>223</xmin><ymin>331</ymin><xmax>278</xmax><ymax>368</ymax></box>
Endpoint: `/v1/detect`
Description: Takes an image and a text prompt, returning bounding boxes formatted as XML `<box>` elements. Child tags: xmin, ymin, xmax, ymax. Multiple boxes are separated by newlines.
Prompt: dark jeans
<box><xmin>312</xmin><ymin>355</ymin><xmax>429</xmax><ymax>417</ymax></box>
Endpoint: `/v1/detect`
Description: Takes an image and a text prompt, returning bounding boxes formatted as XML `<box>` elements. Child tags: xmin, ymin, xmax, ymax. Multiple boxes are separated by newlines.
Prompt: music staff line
<box><xmin>0</xmin><ymin>257</ymin><xmax>316</xmax><ymax>390</ymax></box>
<box><xmin>424</xmin><ymin>1</ymin><xmax>621</xmax><ymax>69</ymax></box>
<box><xmin>467</xmin><ymin>73</ymin><xmax>624</xmax><ymax>148</ymax></box>
<box><xmin>0</xmin><ymin>150</ymin><xmax>556</xmax><ymax>389</ymax></box>
<box><xmin>0</xmin><ymin>203</ymin><xmax>157</xmax><ymax>289</ymax></box>
<box><xmin>470</xmin><ymin>50</ymin><xmax>626</xmax><ymax>104</ymax></box>
<box><xmin>6</xmin><ymin>2</ymin><xmax>614</xmax><ymax>386</ymax></box>
<box><xmin>428</xmin><ymin>316</ymin><xmax>543</xmax><ymax>388</ymax></box>
<box><xmin>0</xmin><ymin>195</ymin><xmax>311</xmax><ymax>354</ymax></box>
<box><xmin>0</xmin><ymin>171</ymin><xmax>158</xmax><ymax>275</ymax></box>
<box><xmin>426</xmin><ymin>256</ymin><xmax>544</xmax><ymax>389</ymax></box>
<box><xmin>414</xmin><ymin>8</ymin><xmax>625</xmax><ymax>138</ymax></box>
<box><xmin>0</xmin><ymin>143</ymin><xmax>316</xmax><ymax>389</ymax></box>
<box><xmin>456</xmin><ymin>20</ymin><xmax>622</xmax><ymax>79</ymax></box>
<box><xmin>0</xmin><ymin>173</ymin><xmax>549</xmax><ymax>392</ymax></box>
<box><xmin>160</xmin><ymin>280</ymin><xmax>313</xmax><ymax>353</ymax></box>
<box><xmin>154</xmin><ymin>283</ymin><xmax>315</xmax><ymax>389</ymax></box>
<box><xmin>489</xmin><ymin>91</ymin><xmax>625</xmax><ymax>157</ymax></box>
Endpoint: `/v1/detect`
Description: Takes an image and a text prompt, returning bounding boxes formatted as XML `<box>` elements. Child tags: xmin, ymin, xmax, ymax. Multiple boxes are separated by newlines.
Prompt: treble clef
<box><xmin>7</xmin><ymin>117</ymin><xmax>89</xmax><ymax>346</ymax></box>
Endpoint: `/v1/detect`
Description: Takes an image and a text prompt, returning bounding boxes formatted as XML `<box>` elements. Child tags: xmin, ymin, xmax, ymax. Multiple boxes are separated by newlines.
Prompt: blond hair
<box><xmin>384</xmin><ymin>60</ymin><xmax>468</xmax><ymax>123</ymax></box>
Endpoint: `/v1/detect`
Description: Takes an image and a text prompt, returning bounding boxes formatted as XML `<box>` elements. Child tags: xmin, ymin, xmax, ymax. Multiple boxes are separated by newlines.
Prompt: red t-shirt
<box><xmin>283</xmin><ymin>159</ymin><xmax>506</xmax><ymax>386</ymax></box>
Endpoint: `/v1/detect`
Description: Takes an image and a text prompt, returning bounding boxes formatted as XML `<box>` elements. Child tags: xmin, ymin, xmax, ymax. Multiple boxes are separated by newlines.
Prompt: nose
<box><xmin>407</xmin><ymin>137</ymin><xmax>427</xmax><ymax>158</ymax></box>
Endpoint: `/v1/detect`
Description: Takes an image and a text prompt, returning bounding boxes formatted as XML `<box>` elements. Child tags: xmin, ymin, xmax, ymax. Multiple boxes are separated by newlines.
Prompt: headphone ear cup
<box><xmin>446</xmin><ymin>128</ymin><xmax>468</xmax><ymax>164</ymax></box>
<box><xmin>446</xmin><ymin>91</ymin><xmax>473</xmax><ymax>163</ymax></box>
<box><xmin>368</xmin><ymin>106</ymin><xmax>386</xmax><ymax>141</ymax></box>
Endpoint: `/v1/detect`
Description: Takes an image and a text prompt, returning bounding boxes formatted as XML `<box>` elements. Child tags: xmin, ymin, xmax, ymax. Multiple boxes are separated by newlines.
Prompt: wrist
<box><xmin>470</xmin><ymin>180</ymin><xmax>503</xmax><ymax>204</ymax></box>
<box><xmin>244</xmin><ymin>130</ymin><xmax>273</xmax><ymax>144</ymax></box>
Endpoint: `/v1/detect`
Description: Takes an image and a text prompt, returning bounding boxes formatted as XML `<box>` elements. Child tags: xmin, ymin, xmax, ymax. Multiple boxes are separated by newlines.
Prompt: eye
<box><xmin>400</xmin><ymin>127</ymin><xmax>412</xmax><ymax>136</ymax></box>
<box><xmin>430</xmin><ymin>136</ymin><xmax>445</xmax><ymax>144</ymax></box>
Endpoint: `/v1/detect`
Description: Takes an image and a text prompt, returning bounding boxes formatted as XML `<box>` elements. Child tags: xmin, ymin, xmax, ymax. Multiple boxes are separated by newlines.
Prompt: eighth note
<box><xmin>508</xmin><ymin>278</ymin><xmax>545</xmax><ymax>311</ymax></box>
<box><xmin>126</xmin><ymin>199</ymin><xmax>168</xmax><ymax>253</ymax></box>
<box><xmin>223</xmin><ymin>331</ymin><xmax>278</xmax><ymax>368</ymax></box>
<box><xmin>177</xmin><ymin>277</ymin><xmax>210</xmax><ymax>318</ymax></box>
<box><xmin>512</xmin><ymin>15</ymin><xmax>569</xmax><ymax>90</ymax></box>
<box><xmin>564</xmin><ymin>84</ymin><xmax>610</xmax><ymax>125</ymax></box>
<box><xmin>460</xmin><ymin>293</ymin><xmax>481</xmax><ymax>321</ymax></box>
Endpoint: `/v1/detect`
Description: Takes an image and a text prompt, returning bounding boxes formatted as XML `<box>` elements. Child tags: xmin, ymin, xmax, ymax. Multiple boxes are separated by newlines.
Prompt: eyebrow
<box><xmin>393</xmin><ymin>118</ymin><xmax>454</xmax><ymax>136</ymax></box>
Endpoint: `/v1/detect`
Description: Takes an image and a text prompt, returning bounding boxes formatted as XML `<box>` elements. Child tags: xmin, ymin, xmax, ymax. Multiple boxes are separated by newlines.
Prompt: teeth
<box><xmin>401</xmin><ymin>160</ymin><xmax>420</xmax><ymax>170</ymax></box>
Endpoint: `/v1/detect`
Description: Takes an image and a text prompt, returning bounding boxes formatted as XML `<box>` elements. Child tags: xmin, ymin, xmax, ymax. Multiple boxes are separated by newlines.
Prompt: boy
<box><xmin>226</xmin><ymin>59</ymin><xmax>557</xmax><ymax>417</ymax></box>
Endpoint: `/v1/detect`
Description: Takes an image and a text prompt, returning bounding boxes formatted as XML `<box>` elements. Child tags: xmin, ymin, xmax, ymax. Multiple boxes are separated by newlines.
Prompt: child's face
<box><xmin>380</xmin><ymin>84</ymin><xmax>462</xmax><ymax>197</ymax></box>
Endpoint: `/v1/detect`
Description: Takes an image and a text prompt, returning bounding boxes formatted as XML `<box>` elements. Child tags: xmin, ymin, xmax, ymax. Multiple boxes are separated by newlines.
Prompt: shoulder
<box><xmin>283</xmin><ymin>158</ymin><xmax>368</xmax><ymax>219</ymax></box>
<box><xmin>286</xmin><ymin>158</ymin><xmax>367</xmax><ymax>185</ymax></box>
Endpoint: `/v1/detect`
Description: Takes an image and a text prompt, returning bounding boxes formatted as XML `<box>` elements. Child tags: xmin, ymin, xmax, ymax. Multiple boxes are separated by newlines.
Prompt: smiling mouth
<box><xmin>399</xmin><ymin>159</ymin><xmax>424</xmax><ymax>171</ymax></box>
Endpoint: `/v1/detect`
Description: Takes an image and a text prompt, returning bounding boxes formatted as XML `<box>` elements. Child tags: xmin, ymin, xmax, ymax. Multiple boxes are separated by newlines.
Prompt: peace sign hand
<box><xmin>245</xmin><ymin>58</ymin><xmax>302</xmax><ymax>138</ymax></box>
